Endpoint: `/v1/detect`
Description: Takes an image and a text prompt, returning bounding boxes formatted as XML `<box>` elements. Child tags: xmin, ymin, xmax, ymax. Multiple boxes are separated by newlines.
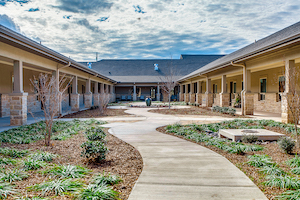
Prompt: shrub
<box><xmin>0</xmin><ymin>182</ymin><xmax>16</xmax><ymax>199</ymax></box>
<box><xmin>43</xmin><ymin>164</ymin><xmax>90</xmax><ymax>178</ymax></box>
<box><xmin>278</xmin><ymin>137</ymin><xmax>295</xmax><ymax>154</ymax></box>
<box><xmin>0</xmin><ymin>169</ymin><xmax>28</xmax><ymax>183</ymax></box>
<box><xmin>241</xmin><ymin>134</ymin><xmax>258</xmax><ymax>143</ymax></box>
<box><xmin>86</xmin><ymin>128</ymin><xmax>106</xmax><ymax>142</ymax></box>
<box><xmin>81</xmin><ymin>141</ymin><xmax>108</xmax><ymax>162</ymax></box>
<box><xmin>93</xmin><ymin>172</ymin><xmax>122</xmax><ymax>186</ymax></box>
<box><xmin>33</xmin><ymin>179</ymin><xmax>83</xmax><ymax>196</ymax></box>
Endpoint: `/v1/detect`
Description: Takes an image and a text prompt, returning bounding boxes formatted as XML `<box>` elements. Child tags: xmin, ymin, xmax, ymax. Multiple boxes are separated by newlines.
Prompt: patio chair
<box><xmin>140</xmin><ymin>95</ymin><xmax>145</xmax><ymax>101</ymax></box>
<box><xmin>127</xmin><ymin>95</ymin><xmax>132</xmax><ymax>101</ymax></box>
<box><xmin>121</xmin><ymin>95</ymin><xmax>126</xmax><ymax>101</ymax></box>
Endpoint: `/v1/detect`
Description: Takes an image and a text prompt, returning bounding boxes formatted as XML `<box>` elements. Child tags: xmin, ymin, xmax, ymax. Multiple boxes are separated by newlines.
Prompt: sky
<box><xmin>0</xmin><ymin>0</ymin><xmax>300</xmax><ymax>62</ymax></box>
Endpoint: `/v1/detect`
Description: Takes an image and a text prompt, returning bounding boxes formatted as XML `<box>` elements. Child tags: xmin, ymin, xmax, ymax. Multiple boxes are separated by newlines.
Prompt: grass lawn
<box><xmin>157</xmin><ymin>119</ymin><xmax>300</xmax><ymax>200</ymax></box>
<box><xmin>0</xmin><ymin>119</ymin><xmax>142</xmax><ymax>199</ymax></box>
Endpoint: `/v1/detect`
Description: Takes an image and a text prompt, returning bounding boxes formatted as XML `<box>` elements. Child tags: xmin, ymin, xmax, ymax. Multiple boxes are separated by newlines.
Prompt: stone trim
<box><xmin>10</xmin><ymin>93</ymin><xmax>28</xmax><ymax>126</ymax></box>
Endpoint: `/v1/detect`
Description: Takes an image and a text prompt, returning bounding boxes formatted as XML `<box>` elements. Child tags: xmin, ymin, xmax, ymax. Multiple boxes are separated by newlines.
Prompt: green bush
<box><xmin>86</xmin><ymin>128</ymin><xmax>106</xmax><ymax>142</ymax></box>
<box><xmin>247</xmin><ymin>155</ymin><xmax>274</xmax><ymax>168</ymax></box>
<box><xmin>43</xmin><ymin>164</ymin><xmax>89</xmax><ymax>178</ymax></box>
<box><xmin>81</xmin><ymin>141</ymin><xmax>108</xmax><ymax>162</ymax></box>
<box><xmin>78</xmin><ymin>183</ymin><xmax>118</xmax><ymax>200</ymax></box>
<box><xmin>23</xmin><ymin>159</ymin><xmax>47</xmax><ymax>171</ymax></box>
<box><xmin>93</xmin><ymin>172</ymin><xmax>122</xmax><ymax>186</ymax></box>
<box><xmin>278</xmin><ymin>137</ymin><xmax>295</xmax><ymax>154</ymax></box>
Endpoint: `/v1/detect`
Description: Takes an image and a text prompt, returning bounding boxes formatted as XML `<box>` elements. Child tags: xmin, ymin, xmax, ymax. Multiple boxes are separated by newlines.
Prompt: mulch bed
<box><xmin>2</xmin><ymin>128</ymin><xmax>143</xmax><ymax>200</ymax></box>
<box><xmin>156</xmin><ymin>126</ymin><xmax>300</xmax><ymax>200</ymax></box>
<box><xmin>62</xmin><ymin>109</ymin><xmax>132</xmax><ymax>118</ymax></box>
<box><xmin>148</xmin><ymin>107</ymin><xmax>246</xmax><ymax>118</ymax></box>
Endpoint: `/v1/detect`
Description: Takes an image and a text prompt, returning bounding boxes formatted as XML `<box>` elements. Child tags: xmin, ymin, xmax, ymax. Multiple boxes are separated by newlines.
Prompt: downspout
<box><xmin>231</xmin><ymin>61</ymin><xmax>246</xmax><ymax>116</ymax></box>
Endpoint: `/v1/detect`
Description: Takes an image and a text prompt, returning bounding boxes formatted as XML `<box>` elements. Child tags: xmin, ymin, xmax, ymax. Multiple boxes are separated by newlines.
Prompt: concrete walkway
<box><xmin>102</xmin><ymin>107</ymin><xmax>268</xmax><ymax>200</ymax></box>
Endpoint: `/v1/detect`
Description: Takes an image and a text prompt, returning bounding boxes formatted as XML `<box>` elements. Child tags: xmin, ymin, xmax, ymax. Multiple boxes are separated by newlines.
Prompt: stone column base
<box><xmin>179</xmin><ymin>93</ymin><xmax>184</xmax><ymax>102</ymax></box>
<box><xmin>184</xmin><ymin>94</ymin><xmax>189</xmax><ymax>103</ymax></box>
<box><xmin>196</xmin><ymin>93</ymin><xmax>202</xmax><ymax>104</ymax></box>
<box><xmin>244</xmin><ymin>93</ymin><xmax>254</xmax><ymax>115</ymax></box>
<box><xmin>84</xmin><ymin>93</ymin><xmax>93</xmax><ymax>108</ymax></box>
<box><xmin>10</xmin><ymin>93</ymin><xmax>28</xmax><ymax>126</ymax></box>
<box><xmin>189</xmin><ymin>93</ymin><xmax>195</xmax><ymax>103</ymax></box>
<box><xmin>93</xmin><ymin>94</ymin><xmax>100</xmax><ymax>106</ymax></box>
<box><xmin>71</xmin><ymin>94</ymin><xmax>80</xmax><ymax>111</ymax></box>
<box><xmin>220</xmin><ymin>93</ymin><xmax>230</xmax><ymax>107</ymax></box>
<box><xmin>281</xmin><ymin>93</ymin><xmax>294</xmax><ymax>123</ymax></box>
<box><xmin>203</xmin><ymin>93</ymin><xmax>213</xmax><ymax>107</ymax></box>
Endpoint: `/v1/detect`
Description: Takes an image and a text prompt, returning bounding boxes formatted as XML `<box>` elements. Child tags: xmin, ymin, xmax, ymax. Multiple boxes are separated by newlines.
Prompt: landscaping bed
<box><xmin>0</xmin><ymin>119</ymin><xmax>143</xmax><ymax>199</ymax></box>
<box><xmin>62</xmin><ymin>108</ymin><xmax>132</xmax><ymax>118</ymax></box>
<box><xmin>149</xmin><ymin>106</ymin><xmax>245</xmax><ymax>118</ymax></box>
<box><xmin>157</xmin><ymin>119</ymin><xmax>300</xmax><ymax>200</ymax></box>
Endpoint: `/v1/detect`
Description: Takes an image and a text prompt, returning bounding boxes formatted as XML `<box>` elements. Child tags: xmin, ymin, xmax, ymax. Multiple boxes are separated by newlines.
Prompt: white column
<box><xmin>206</xmin><ymin>77</ymin><xmax>211</xmax><ymax>93</ymax></box>
<box><xmin>100</xmin><ymin>83</ymin><xmax>104</xmax><ymax>94</ymax></box>
<box><xmin>157</xmin><ymin>85</ymin><xmax>161</xmax><ymax>101</ymax></box>
<box><xmin>221</xmin><ymin>75</ymin><xmax>226</xmax><ymax>93</ymax></box>
<box><xmin>94</xmin><ymin>82</ymin><xmax>98</xmax><ymax>94</ymax></box>
<box><xmin>13</xmin><ymin>60</ymin><xmax>24</xmax><ymax>93</ymax></box>
<box><xmin>86</xmin><ymin>79</ymin><xmax>91</xmax><ymax>94</ymax></box>
<box><xmin>197</xmin><ymin>81</ymin><xmax>201</xmax><ymax>94</ymax></box>
<box><xmin>133</xmin><ymin>85</ymin><xmax>137</xmax><ymax>101</ymax></box>
<box><xmin>72</xmin><ymin>76</ymin><xmax>78</xmax><ymax>94</ymax></box>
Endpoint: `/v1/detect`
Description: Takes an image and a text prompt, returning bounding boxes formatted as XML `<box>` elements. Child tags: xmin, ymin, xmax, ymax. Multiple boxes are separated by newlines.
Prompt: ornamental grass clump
<box><xmin>33</xmin><ymin>179</ymin><xmax>83</xmax><ymax>196</ymax></box>
<box><xmin>78</xmin><ymin>183</ymin><xmax>118</xmax><ymax>200</ymax></box>
<box><xmin>0</xmin><ymin>182</ymin><xmax>16</xmax><ymax>199</ymax></box>
<box><xmin>247</xmin><ymin>155</ymin><xmax>274</xmax><ymax>168</ymax></box>
<box><xmin>264</xmin><ymin>175</ymin><xmax>300</xmax><ymax>189</ymax></box>
<box><xmin>286</xmin><ymin>155</ymin><xmax>300</xmax><ymax>168</ymax></box>
<box><xmin>278</xmin><ymin>137</ymin><xmax>295</xmax><ymax>154</ymax></box>
<box><xmin>43</xmin><ymin>164</ymin><xmax>90</xmax><ymax>179</ymax></box>
<box><xmin>241</xmin><ymin>134</ymin><xmax>258</xmax><ymax>143</ymax></box>
<box><xmin>277</xmin><ymin>189</ymin><xmax>300</xmax><ymax>200</ymax></box>
<box><xmin>260</xmin><ymin>165</ymin><xmax>286</xmax><ymax>176</ymax></box>
<box><xmin>0</xmin><ymin>169</ymin><xmax>28</xmax><ymax>183</ymax></box>
<box><xmin>93</xmin><ymin>172</ymin><xmax>122</xmax><ymax>186</ymax></box>
<box><xmin>28</xmin><ymin>152</ymin><xmax>56</xmax><ymax>162</ymax></box>
<box><xmin>0</xmin><ymin>157</ymin><xmax>16</xmax><ymax>166</ymax></box>
<box><xmin>0</xmin><ymin>148</ymin><xmax>28</xmax><ymax>158</ymax></box>
<box><xmin>23</xmin><ymin>159</ymin><xmax>47</xmax><ymax>171</ymax></box>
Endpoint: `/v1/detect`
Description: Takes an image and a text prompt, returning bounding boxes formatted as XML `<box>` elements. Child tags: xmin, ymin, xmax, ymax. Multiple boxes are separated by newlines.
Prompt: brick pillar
<box><xmin>71</xmin><ymin>94</ymin><xmax>80</xmax><ymax>111</ymax></box>
<box><xmin>244</xmin><ymin>93</ymin><xmax>254</xmax><ymax>115</ymax></box>
<box><xmin>282</xmin><ymin>60</ymin><xmax>295</xmax><ymax>123</ymax></box>
<box><xmin>10</xmin><ymin>93</ymin><xmax>28</xmax><ymax>126</ymax></box>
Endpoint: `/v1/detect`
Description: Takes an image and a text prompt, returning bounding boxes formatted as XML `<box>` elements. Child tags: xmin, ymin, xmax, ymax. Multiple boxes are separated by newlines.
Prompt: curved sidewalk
<box><xmin>102</xmin><ymin>108</ymin><xmax>268</xmax><ymax>200</ymax></box>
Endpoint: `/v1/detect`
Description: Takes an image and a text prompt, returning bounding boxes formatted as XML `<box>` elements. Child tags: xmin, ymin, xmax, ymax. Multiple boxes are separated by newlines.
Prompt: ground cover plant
<box><xmin>158</xmin><ymin>119</ymin><xmax>300</xmax><ymax>200</ymax></box>
<box><xmin>0</xmin><ymin>119</ymin><xmax>143</xmax><ymax>199</ymax></box>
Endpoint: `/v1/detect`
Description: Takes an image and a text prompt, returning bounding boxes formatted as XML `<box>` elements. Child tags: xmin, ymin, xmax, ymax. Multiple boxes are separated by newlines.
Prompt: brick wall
<box><xmin>254</xmin><ymin>93</ymin><xmax>281</xmax><ymax>113</ymax></box>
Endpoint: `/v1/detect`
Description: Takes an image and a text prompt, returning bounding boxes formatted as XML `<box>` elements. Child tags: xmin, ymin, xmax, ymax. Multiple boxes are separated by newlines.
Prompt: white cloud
<box><xmin>0</xmin><ymin>0</ymin><xmax>300</xmax><ymax>61</ymax></box>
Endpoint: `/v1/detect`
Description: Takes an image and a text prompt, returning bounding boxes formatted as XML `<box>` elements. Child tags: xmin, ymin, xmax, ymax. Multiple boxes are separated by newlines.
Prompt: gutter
<box><xmin>0</xmin><ymin>25</ymin><xmax>117</xmax><ymax>84</ymax></box>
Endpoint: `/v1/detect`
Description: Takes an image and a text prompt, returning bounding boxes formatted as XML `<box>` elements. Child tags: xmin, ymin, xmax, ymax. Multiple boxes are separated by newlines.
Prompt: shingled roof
<box><xmin>179</xmin><ymin>21</ymin><xmax>300</xmax><ymax>81</ymax></box>
<box><xmin>84</xmin><ymin>55</ymin><xmax>224</xmax><ymax>83</ymax></box>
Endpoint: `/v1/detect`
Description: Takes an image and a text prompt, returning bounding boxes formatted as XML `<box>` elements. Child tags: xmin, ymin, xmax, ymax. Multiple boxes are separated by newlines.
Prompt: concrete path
<box><xmin>102</xmin><ymin>107</ymin><xmax>268</xmax><ymax>200</ymax></box>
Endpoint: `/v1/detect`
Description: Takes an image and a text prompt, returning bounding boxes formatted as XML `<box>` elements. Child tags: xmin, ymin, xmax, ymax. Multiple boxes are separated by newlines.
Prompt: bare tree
<box><xmin>98</xmin><ymin>91</ymin><xmax>111</xmax><ymax>115</ymax></box>
<box><xmin>159</xmin><ymin>61</ymin><xmax>178</xmax><ymax>109</ymax></box>
<box><xmin>30</xmin><ymin>73</ymin><xmax>72</xmax><ymax>146</ymax></box>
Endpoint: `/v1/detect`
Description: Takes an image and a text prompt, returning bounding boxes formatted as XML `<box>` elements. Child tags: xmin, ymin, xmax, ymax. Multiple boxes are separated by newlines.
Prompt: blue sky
<box><xmin>1</xmin><ymin>0</ymin><xmax>300</xmax><ymax>61</ymax></box>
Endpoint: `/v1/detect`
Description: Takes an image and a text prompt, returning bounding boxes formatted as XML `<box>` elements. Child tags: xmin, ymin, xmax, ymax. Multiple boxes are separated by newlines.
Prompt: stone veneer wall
<box><xmin>0</xmin><ymin>94</ymin><xmax>10</xmax><ymax>117</ymax></box>
<box><xmin>213</xmin><ymin>94</ymin><xmax>220</xmax><ymax>106</ymax></box>
<box><xmin>254</xmin><ymin>93</ymin><xmax>281</xmax><ymax>114</ymax></box>
<box><xmin>27</xmin><ymin>94</ymin><xmax>42</xmax><ymax>113</ymax></box>
<box><xmin>61</xmin><ymin>94</ymin><xmax>69</xmax><ymax>110</ymax></box>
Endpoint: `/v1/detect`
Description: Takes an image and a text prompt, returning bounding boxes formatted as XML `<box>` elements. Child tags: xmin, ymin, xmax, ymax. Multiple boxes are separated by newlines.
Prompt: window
<box><xmin>233</xmin><ymin>82</ymin><xmax>236</xmax><ymax>93</ymax></box>
<box><xmin>188</xmin><ymin>84</ymin><xmax>190</xmax><ymax>93</ymax></box>
<box><xmin>260</xmin><ymin>78</ymin><xmax>267</xmax><ymax>93</ymax></box>
<box><xmin>182</xmin><ymin>85</ymin><xmax>185</xmax><ymax>93</ymax></box>
<box><xmin>194</xmin><ymin>82</ymin><xmax>197</xmax><ymax>93</ymax></box>
<box><xmin>242</xmin><ymin>81</ymin><xmax>244</xmax><ymax>91</ymax></box>
<box><xmin>279</xmin><ymin>76</ymin><xmax>285</xmax><ymax>93</ymax></box>
<box><xmin>213</xmin><ymin>84</ymin><xmax>217</xmax><ymax>93</ymax></box>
